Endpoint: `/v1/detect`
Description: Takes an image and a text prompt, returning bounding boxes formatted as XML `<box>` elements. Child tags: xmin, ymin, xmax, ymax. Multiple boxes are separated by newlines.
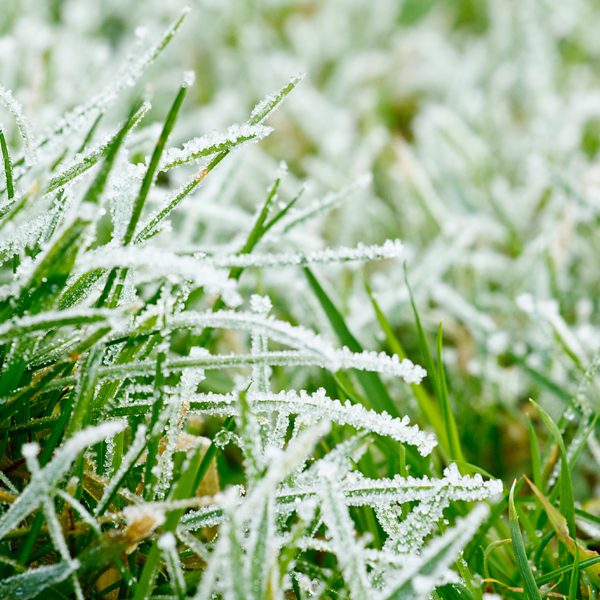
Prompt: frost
<box><xmin>266</xmin><ymin>174</ymin><xmax>373</xmax><ymax>236</ymax></box>
<box><xmin>249</xmin><ymin>73</ymin><xmax>305</xmax><ymax>124</ymax></box>
<box><xmin>250</xmin><ymin>294</ymin><xmax>272</xmax><ymax>314</ymax></box>
<box><xmin>182</xmin><ymin>70</ymin><xmax>196</xmax><ymax>88</ymax></box>
<box><xmin>159</xmin><ymin>123</ymin><xmax>273</xmax><ymax>171</ymax></box>
<box><xmin>166</xmin><ymin>310</ymin><xmax>426</xmax><ymax>383</ymax></box>
<box><xmin>38</xmin><ymin>8</ymin><xmax>190</xmax><ymax>159</ymax></box>
<box><xmin>157</xmin><ymin>531</ymin><xmax>177</xmax><ymax>550</ymax></box>
<box><xmin>0</xmin><ymin>86</ymin><xmax>36</xmax><ymax>165</ymax></box>
<box><xmin>76</xmin><ymin>246</ymin><xmax>242</xmax><ymax>307</ymax></box>
<box><xmin>208</xmin><ymin>239</ymin><xmax>404</xmax><ymax>268</ymax></box>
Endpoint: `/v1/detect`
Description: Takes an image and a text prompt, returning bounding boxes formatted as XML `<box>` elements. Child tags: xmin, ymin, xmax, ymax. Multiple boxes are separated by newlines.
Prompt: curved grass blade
<box><xmin>83</xmin><ymin>99</ymin><xmax>149</xmax><ymax>206</ymax></box>
<box><xmin>0</xmin><ymin>561</ymin><xmax>78</xmax><ymax>600</ymax></box>
<box><xmin>569</xmin><ymin>547</ymin><xmax>580</xmax><ymax>600</ymax></box>
<box><xmin>135</xmin><ymin>74</ymin><xmax>304</xmax><ymax>245</ymax></box>
<box><xmin>133</xmin><ymin>151</ymin><xmax>227</xmax><ymax>244</ymax></box>
<box><xmin>536</xmin><ymin>556</ymin><xmax>600</xmax><ymax>586</ymax></box>
<box><xmin>6</xmin><ymin>217</ymin><xmax>89</xmax><ymax>319</ymax></box>
<box><xmin>249</xmin><ymin>73</ymin><xmax>305</xmax><ymax>125</ymax></box>
<box><xmin>525</xmin><ymin>475</ymin><xmax>600</xmax><ymax>586</ymax></box>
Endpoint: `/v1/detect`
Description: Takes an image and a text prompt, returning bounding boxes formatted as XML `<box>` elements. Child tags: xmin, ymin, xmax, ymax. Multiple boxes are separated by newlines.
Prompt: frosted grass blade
<box><xmin>124</xmin><ymin>83</ymin><xmax>188</xmax><ymax>245</ymax></box>
<box><xmin>0</xmin><ymin>562</ymin><xmax>78</xmax><ymax>600</ymax></box>
<box><xmin>248</xmin><ymin>73</ymin><xmax>305</xmax><ymax>125</ymax></box>
<box><xmin>248</xmin><ymin>499</ymin><xmax>272</xmax><ymax>600</ymax></box>
<box><xmin>0</xmin><ymin>85</ymin><xmax>36</xmax><ymax>165</ymax></box>
<box><xmin>319</xmin><ymin>475</ymin><xmax>369</xmax><ymax>600</ymax></box>
<box><xmin>35</xmin><ymin>8</ymin><xmax>190</xmax><ymax>156</ymax></box>
<box><xmin>0</xmin><ymin>128</ymin><xmax>14</xmax><ymax>199</ymax></box>
<box><xmin>525</xmin><ymin>475</ymin><xmax>600</xmax><ymax>586</ymax></box>
<box><xmin>46</xmin><ymin>101</ymin><xmax>150</xmax><ymax>194</ymax></box>
<box><xmin>378</xmin><ymin>504</ymin><xmax>490</xmax><ymax>600</ymax></box>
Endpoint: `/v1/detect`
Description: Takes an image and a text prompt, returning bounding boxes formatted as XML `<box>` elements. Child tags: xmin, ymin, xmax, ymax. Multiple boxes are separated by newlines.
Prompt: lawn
<box><xmin>1</xmin><ymin>1</ymin><xmax>600</xmax><ymax>598</ymax></box>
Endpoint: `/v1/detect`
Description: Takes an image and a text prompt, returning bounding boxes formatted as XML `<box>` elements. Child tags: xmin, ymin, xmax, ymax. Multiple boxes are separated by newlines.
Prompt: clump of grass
<box><xmin>0</xmin><ymin>10</ymin><xmax>503</xmax><ymax>600</ymax></box>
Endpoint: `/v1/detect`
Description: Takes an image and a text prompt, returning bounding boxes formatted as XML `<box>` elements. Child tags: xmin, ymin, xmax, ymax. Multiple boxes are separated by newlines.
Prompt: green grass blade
<box><xmin>133</xmin><ymin>416</ymin><xmax>236</xmax><ymax>600</ymax></box>
<box><xmin>136</xmin><ymin>74</ymin><xmax>304</xmax><ymax>246</ymax></box>
<box><xmin>536</xmin><ymin>556</ymin><xmax>600</xmax><ymax>586</ymax></box>
<box><xmin>565</xmin><ymin>406</ymin><xmax>600</xmax><ymax>471</ymax></box>
<box><xmin>248</xmin><ymin>73</ymin><xmax>305</xmax><ymax>125</ymax></box>
<box><xmin>0</xmin><ymin>128</ymin><xmax>14</xmax><ymax>200</ymax></box>
<box><xmin>133</xmin><ymin>151</ymin><xmax>227</xmax><ymax>244</ymax></box>
<box><xmin>262</xmin><ymin>183</ymin><xmax>305</xmax><ymax>234</ymax></box>
<box><xmin>237</xmin><ymin>388</ymin><xmax>263</xmax><ymax>481</ymax></box>
<box><xmin>7</xmin><ymin>218</ymin><xmax>88</xmax><ymax>318</ymax></box>
<box><xmin>143</xmin><ymin>351</ymin><xmax>167</xmax><ymax>501</ymax></box>
<box><xmin>528</xmin><ymin>416</ymin><xmax>542</xmax><ymax>489</ymax></box>
<box><xmin>123</xmin><ymin>84</ymin><xmax>187</xmax><ymax>245</ymax></box>
<box><xmin>66</xmin><ymin>346</ymin><xmax>105</xmax><ymax>437</ymax></box>
<box><xmin>197</xmin><ymin>171</ymin><xmax>289</xmax><ymax>336</ymax></box>
<box><xmin>509</xmin><ymin>480</ymin><xmax>542</xmax><ymax>600</ymax></box>
<box><xmin>84</xmin><ymin>99</ymin><xmax>149</xmax><ymax>206</ymax></box>
<box><xmin>530</xmin><ymin>399</ymin><xmax>576</xmax><ymax>538</ymax></box>
<box><xmin>569</xmin><ymin>547</ymin><xmax>580</xmax><ymax>600</ymax></box>
<box><xmin>249</xmin><ymin>499</ymin><xmax>272</xmax><ymax>600</ymax></box>
<box><xmin>59</xmin><ymin>268</ymin><xmax>106</xmax><ymax>310</ymax></box>
<box><xmin>404</xmin><ymin>265</ymin><xmax>441</xmax><ymax>402</ymax></box>
<box><xmin>0</xmin><ymin>561</ymin><xmax>78</xmax><ymax>600</ymax></box>
<box><xmin>45</xmin><ymin>101</ymin><xmax>149</xmax><ymax>195</ymax></box>
<box><xmin>304</xmin><ymin>267</ymin><xmax>400</xmax><ymax>418</ymax></box>
<box><xmin>365</xmin><ymin>280</ymin><xmax>449</xmax><ymax>453</ymax></box>
<box><xmin>436</xmin><ymin>322</ymin><xmax>464</xmax><ymax>463</ymax></box>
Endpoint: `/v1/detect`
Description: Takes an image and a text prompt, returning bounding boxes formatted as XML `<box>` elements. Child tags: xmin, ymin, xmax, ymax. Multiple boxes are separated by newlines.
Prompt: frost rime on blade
<box><xmin>0</xmin><ymin>86</ymin><xmax>36</xmax><ymax>166</ymax></box>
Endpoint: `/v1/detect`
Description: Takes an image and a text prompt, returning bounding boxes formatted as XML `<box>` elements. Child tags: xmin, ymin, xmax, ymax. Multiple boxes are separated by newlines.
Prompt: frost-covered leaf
<box><xmin>0</xmin><ymin>421</ymin><xmax>124</xmax><ymax>541</ymax></box>
<box><xmin>377</xmin><ymin>503</ymin><xmax>490</xmax><ymax>600</ymax></box>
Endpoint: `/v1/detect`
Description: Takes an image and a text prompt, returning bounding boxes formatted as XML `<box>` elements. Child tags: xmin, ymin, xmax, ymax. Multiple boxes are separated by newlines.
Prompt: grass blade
<box><xmin>509</xmin><ymin>480</ymin><xmax>542</xmax><ymax>600</ymax></box>
<box><xmin>530</xmin><ymin>399</ymin><xmax>576</xmax><ymax>538</ymax></box>
<box><xmin>365</xmin><ymin>280</ymin><xmax>449</xmax><ymax>453</ymax></box>
<box><xmin>248</xmin><ymin>73</ymin><xmax>305</xmax><ymax>125</ymax></box>
<box><xmin>404</xmin><ymin>265</ymin><xmax>441</xmax><ymax>402</ymax></box>
<box><xmin>304</xmin><ymin>267</ymin><xmax>400</xmax><ymax>418</ymax></box>
<box><xmin>528</xmin><ymin>416</ymin><xmax>542</xmax><ymax>489</ymax></box>
<box><xmin>46</xmin><ymin>101</ymin><xmax>149</xmax><ymax>195</ymax></box>
<box><xmin>0</xmin><ymin>128</ymin><xmax>14</xmax><ymax>200</ymax></box>
<box><xmin>525</xmin><ymin>475</ymin><xmax>600</xmax><ymax>586</ymax></box>
<box><xmin>569</xmin><ymin>547</ymin><xmax>580</xmax><ymax>600</ymax></box>
<box><xmin>123</xmin><ymin>83</ymin><xmax>187</xmax><ymax>245</ymax></box>
<box><xmin>436</xmin><ymin>322</ymin><xmax>464</xmax><ymax>463</ymax></box>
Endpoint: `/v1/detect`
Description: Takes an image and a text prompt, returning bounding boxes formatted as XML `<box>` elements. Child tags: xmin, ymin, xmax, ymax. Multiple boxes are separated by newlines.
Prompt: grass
<box><xmin>2</xmin><ymin>1</ymin><xmax>600</xmax><ymax>599</ymax></box>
